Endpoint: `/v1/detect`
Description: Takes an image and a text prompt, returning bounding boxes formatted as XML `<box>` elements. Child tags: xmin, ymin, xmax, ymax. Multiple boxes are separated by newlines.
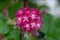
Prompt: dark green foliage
<box><xmin>38</xmin><ymin>31</ymin><xmax>45</xmax><ymax>39</ymax></box>
<box><xmin>8</xmin><ymin>2</ymin><xmax>23</xmax><ymax>19</ymax></box>
<box><xmin>0</xmin><ymin>0</ymin><xmax>9</xmax><ymax>11</ymax></box>
<box><xmin>0</xmin><ymin>12</ymin><xmax>7</xmax><ymax>22</ymax></box>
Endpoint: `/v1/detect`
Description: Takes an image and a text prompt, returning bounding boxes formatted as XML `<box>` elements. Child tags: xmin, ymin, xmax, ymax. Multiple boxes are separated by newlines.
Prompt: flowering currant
<box><xmin>15</xmin><ymin>7</ymin><xmax>44</xmax><ymax>33</ymax></box>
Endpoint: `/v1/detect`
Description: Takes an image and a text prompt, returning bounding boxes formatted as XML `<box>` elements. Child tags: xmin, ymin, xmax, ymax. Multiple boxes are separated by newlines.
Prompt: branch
<box><xmin>2</xmin><ymin>7</ymin><xmax>9</xmax><ymax>19</ymax></box>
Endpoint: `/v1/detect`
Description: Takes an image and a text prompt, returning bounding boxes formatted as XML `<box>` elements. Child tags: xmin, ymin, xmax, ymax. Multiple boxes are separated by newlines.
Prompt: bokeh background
<box><xmin>0</xmin><ymin>0</ymin><xmax>60</xmax><ymax>40</ymax></box>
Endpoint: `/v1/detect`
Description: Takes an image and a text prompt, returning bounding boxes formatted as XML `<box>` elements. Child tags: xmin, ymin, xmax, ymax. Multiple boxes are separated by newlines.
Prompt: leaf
<box><xmin>7</xmin><ymin>29</ymin><xmax>20</xmax><ymax>40</ymax></box>
<box><xmin>41</xmin><ymin>13</ymin><xmax>53</xmax><ymax>33</ymax></box>
<box><xmin>40</xmin><ymin>13</ymin><xmax>57</xmax><ymax>40</ymax></box>
<box><xmin>0</xmin><ymin>12</ymin><xmax>7</xmax><ymax>22</ymax></box>
<box><xmin>54</xmin><ymin>18</ymin><xmax>60</xmax><ymax>28</ymax></box>
<box><xmin>0</xmin><ymin>0</ymin><xmax>9</xmax><ymax>11</ymax></box>
<box><xmin>23</xmin><ymin>33</ymin><xmax>30</xmax><ymax>40</ymax></box>
<box><xmin>0</xmin><ymin>20</ymin><xmax>9</xmax><ymax>34</ymax></box>
<box><xmin>52</xmin><ymin>18</ymin><xmax>60</xmax><ymax>40</ymax></box>
<box><xmin>40</xmin><ymin>13</ymin><xmax>60</xmax><ymax>40</ymax></box>
<box><xmin>3</xmin><ymin>38</ymin><xmax>8</xmax><ymax>40</ymax></box>
<box><xmin>8</xmin><ymin>2</ymin><xmax>23</xmax><ymax>19</ymax></box>
<box><xmin>46</xmin><ymin>36</ymin><xmax>55</xmax><ymax>40</ymax></box>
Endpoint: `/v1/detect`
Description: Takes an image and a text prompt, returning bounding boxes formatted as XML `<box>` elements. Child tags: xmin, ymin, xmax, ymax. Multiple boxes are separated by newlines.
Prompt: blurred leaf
<box><xmin>23</xmin><ymin>33</ymin><xmax>36</xmax><ymax>40</ymax></box>
<box><xmin>53</xmin><ymin>18</ymin><xmax>60</xmax><ymax>40</ymax></box>
<box><xmin>38</xmin><ymin>5</ymin><xmax>49</xmax><ymax>10</ymax></box>
<box><xmin>3</xmin><ymin>37</ymin><xmax>8</xmax><ymax>40</ymax></box>
<box><xmin>0</xmin><ymin>0</ymin><xmax>9</xmax><ymax>11</ymax></box>
<box><xmin>40</xmin><ymin>13</ymin><xmax>57</xmax><ymax>40</ymax></box>
<box><xmin>46</xmin><ymin>18</ymin><xmax>60</xmax><ymax>40</ymax></box>
<box><xmin>0</xmin><ymin>20</ymin><xmax>9</xmax><ymax>34</ymax></box>
<box><xmin>28</xmin><ymin>1</ymin><xmax>49</xmax><ymax>10</ymax></box>
<box><xmin>54</xmin><ymin>18</ymin><xmax>60</xmax><ymax>28</ymax></box>
<box><xmin>46</xmin><ymin>36</ymin><xmax>55</xmax><ymax>40</ymax></box>
<box><xmin>8</xmin><ymin>24</ymin><xmax>15</xmax><ymax>31</ymax></box>
<box><xmin>40</xmin><ymin>13</ymin><xmax>60</xmax><ymax>40</ymax></box>
<box><xmin>23</xmin><ymin>33</ymin><xmax>30</xmax><ymax>40</ymax></box>
<box><xmin>8</xmin><ymin>2</ymin><xmax>23</xmax><ymax>19</ymax></box>
<box><xmin>0</xmin><ymin>12</ymin><xmax>7</xmax><ymax>22</ymax></box>
<box><xmin>0</xmin><ymin>12</ymin><xmax>9</xmax><ymax>34</ymax></box>
<box><xmin>41</xmin><ymin>13</ymin><xmax>53</xmax><ymax>33</ymax></box>
<box><xmin>7</xmin><ymin>29</ymin><xmax>20</xmax><ymax>40</ymax></box>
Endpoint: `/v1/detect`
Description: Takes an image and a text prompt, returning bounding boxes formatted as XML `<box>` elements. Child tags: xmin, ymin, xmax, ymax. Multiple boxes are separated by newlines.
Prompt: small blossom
<box><xmin>15</xmin><ymin>7</ymin><xmax>45</xmax><ymax>33</ymax></box>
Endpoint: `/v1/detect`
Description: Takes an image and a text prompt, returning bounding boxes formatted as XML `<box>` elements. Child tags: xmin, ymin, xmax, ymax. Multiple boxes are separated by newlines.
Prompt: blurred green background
<box><xmin>0</xmin><ymin>0</ymin><xmax>60</xmax><ymax>40</ymax></box>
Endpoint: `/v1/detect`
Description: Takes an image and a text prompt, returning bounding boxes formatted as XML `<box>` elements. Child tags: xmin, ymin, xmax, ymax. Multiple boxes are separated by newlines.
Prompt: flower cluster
<box><xmin>15</xmin><ymin>7</ymin><xmax>43</xmax><ymax>32</ymax></box>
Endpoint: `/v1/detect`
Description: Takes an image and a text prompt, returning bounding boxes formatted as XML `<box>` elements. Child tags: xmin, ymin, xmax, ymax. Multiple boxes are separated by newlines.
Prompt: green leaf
<box><xmin>41</xmin><ymin>13</ymin><xmax>53</xmax><ymax>33</ymax></box>
<box><xmin>7</xmin><ymin>29</ymin><xmax>20</xmax><ymax>40</ymax></box>
<box><xmin>0</xmin><ymin>12</ymin><xmax>7</xmax><ymax>22</ymax></box>
<box><xmin>3</xmin><ymin>37</ymin><xmax>8</xmax><ymax>40</ymax></box>
<box><xmin>52</xmin><ymin>18</ymin><xmax>60</xmax><ymax>40</ymax></box>
<box><xmin>0</xmin><ymin>0</ymin><xmax>9</xmax><ymax>11</ymax></box>
<box><xmin>0</xmin><ymin>20</ymin><xmax>9</xmax><ymax>34</ymax></box>
<box><xmin>54</xmin><ymin>18</ymin><xmax>60</xmax><ymax>28</ymax></box>
<box><xmin>8</xmin><ymin>2</ymin><xmax>23</xmax><ymax>19</ymax></box>
<box><xmin>40</xmin><ymin>13</ymin><xmax>60</xmax><ymax>40</ymax></box>
<box><xmin>46</xmin><ymin>36</ymin><xmax>55</xmax><ymax>40</ymax></box>
<box><xmin>40</xmin><ymin>13</ymin><xmax>57</xmax><ymax>40</ymax></box>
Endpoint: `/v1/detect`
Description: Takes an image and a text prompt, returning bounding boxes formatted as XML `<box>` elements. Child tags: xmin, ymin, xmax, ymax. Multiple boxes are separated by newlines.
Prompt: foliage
<box><xmin>0</xmin><ymin>0</ymin><xmax>60</xmax><ymax>40</ymax></box>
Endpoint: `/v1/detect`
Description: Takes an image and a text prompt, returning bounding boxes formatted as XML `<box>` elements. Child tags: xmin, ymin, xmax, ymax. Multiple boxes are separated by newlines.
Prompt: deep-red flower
<box><xmin>15</xmin><ymin>7</ymin><xmax>44</xmax><ymax>32</ymax></box>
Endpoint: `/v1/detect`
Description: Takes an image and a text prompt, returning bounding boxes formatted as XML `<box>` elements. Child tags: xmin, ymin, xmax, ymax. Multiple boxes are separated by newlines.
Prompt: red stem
<box><xmin>24</xmin><ymin>0</ymin><xmax>28</xmax><ymax>7</ymax></box>
<box><xmin>20</xmin><ymin>0</ymin><xmax>28</xmax><ymax>7</ymax></box>
<box><xmin>0</xmin><ymin>34</ymin><xmax>3</xmax><ymax>40</ymax></box>
<box><xmin>41</xmin><ymin>9</ymin><xmax>46</xmax><ymax>17</ymax></box>
<box><xmin>2</xmin><ymin>7</ymin><xmax>9</xmax><ymax>19</ymax></box>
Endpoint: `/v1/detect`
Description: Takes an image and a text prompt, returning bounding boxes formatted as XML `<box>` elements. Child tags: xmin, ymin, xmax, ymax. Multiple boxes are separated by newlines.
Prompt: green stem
<box><xmin>31</xmin><ymin>34</ymin><xmax>36</xmax><ymax>40</ymax></box>
<box><xmin>24</xmin><ymin>32</ymin><xmax>36</xmax><ymax>40</ymax></box>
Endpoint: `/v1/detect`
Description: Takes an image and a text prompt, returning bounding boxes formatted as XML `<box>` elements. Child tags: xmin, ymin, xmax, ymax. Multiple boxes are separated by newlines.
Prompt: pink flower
<box><xmin>15</xmin><ymin>7</ymin><xmax>45</xmax><ymax>33</ymax></box>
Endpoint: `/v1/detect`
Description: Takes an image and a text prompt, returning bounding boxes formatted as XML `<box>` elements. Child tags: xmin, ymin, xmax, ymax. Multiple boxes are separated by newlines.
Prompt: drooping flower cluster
<box><xmin>15</xmin><ymin>7</ymin><xmax>43</xmax><ymax>32</ymax></box>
